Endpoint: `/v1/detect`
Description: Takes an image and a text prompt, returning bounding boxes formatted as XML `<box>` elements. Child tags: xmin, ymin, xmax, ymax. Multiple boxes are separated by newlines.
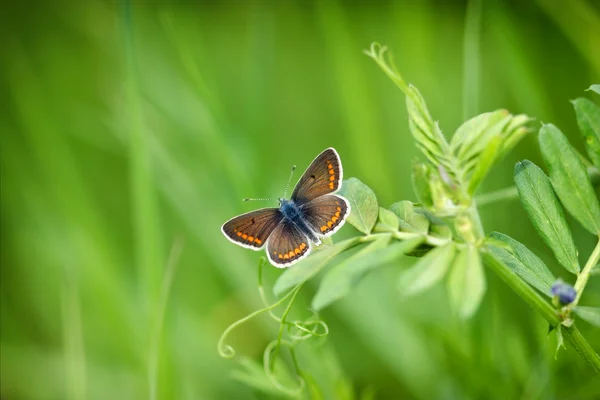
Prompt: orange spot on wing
<box><xmin>327</xmin><ymin>221</ymin><xmax>333</xmax><ymax>228</ymax></box>
<box><xmin>284</xmin><ymin>253</ymin><xmax>290</xmax><ymax>260</ymax></box>
<box><xmin>300</xmin><ymin>243</ymin><xmax>306</xmax><ymax>250</ymax></box>
<box><xmin>237</xmin><ymin>232</ymin><xmax>242</xmax><ymax>236</ymax></box>
<box><xmin>242</xmin><ymin>234</ymin><xmax>248</xmax><ymax>239</ymax></box>
<box><xmin>320</xmin><ymin>226</ymin><xmax>328</xmax><ymax>232</ymax></box>
<box><xmin>328</xmin><ymin>169</ymin><xmax>335</xmax><ymax>175</ymax></box>
<box><xmin>278</xmin><ymin>254</ymin><xmax>283</xmax><ymax>259</ymax></box>
<box><xmin>288</xmin><ymin>251</ymin><xmax>295</xmax><ymax>258</ymax></box>
<box><xmin>337</xmin><ymin>207</ymin><xmax>342</xmax><ymax>212</ymax></box>
<box><xmin>329</xmin><ymin>182</ymin><xmax>334</xmax><ymax>189</ymax></box>
<box><xmin>248</xmin><ymin>236</ymin><xmax>254</xmax><ymax>242</ymax></box>
<box><xmin>332</xmin><ymin>216</ymin><xmax>338</xmax><ymax>223</ymax></box>
<box><xmin>255</xmin><ymin>239</ymin><xmax>262</xmax><ymax>245</ymax></box>
<box><xmin>294</xmin><ymin>248</ymin><xmax>300</xmax><ymax>255</ymax></box>
<box><xmin>329</xmin><ymin>175</ymin><xmax>335</xmax><ymax>181</ymax></box>
<box><xmin>335</xmin><ymin>211</ymin><xmax>340</xmax><ymax>218</ymax></box>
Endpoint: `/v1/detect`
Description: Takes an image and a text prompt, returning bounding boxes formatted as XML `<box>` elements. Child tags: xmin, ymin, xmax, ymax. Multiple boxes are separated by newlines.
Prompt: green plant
<box><xmin>218</xmin><ymin>44</ymin><xmax>600</xmax><ymax>395</ymax></box>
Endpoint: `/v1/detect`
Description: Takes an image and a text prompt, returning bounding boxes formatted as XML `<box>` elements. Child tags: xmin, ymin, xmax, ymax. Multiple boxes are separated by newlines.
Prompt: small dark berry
<box><xmin>551</xmin><ymin>279</ymin><xmax>577</xmax><ymax>305</ymax></box>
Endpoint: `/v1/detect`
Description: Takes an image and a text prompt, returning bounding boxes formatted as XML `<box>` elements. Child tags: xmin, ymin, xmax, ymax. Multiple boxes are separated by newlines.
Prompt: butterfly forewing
<box><xmin>300</xmin><ymin>194</ymin><xmax>350</xmax><ymax>236</ymax></box>
<box><xmin>221</xmin><ymin>208</ymin><xmax>283</xmax><ymax>250</ymax></box>
<box><xmin>291</xmin><ymin>148</ymin><xmax>343</xmax><ymax>205</ymax></box>
<box><xmin>267</xmin><ymin>220</ymin><xmax>311</xmax><ymax>267</ymax></box>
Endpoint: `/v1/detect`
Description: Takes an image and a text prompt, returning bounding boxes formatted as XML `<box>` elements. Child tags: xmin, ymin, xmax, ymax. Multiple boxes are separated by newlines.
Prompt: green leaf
<box><xmin>337</xmin><ymin>178</ymin><xmax>379</xmax><ymax>234</ymax></box>
<box><xmin>429</xmin><ymin>222</ymin><xmax>452</xmax><ymax>240</ymax></box>
<box><xmin>376</xmin><ymin>207</ymin><xmax>399</xmax><ymax>232</ymax></box>
<box><xmin>573</xmin><ymin>306</ymin><xmax>600</xmax><ymax>327</ymax></box>
<box><xmin>405</xmin><ymin>85</ymin><xmax>458</xmax><ymax>183</ymax></box>
<box><xmin>500</xmin><ymin>114</ymin><xmax>532</xmax><ymax>155</ymax></box>
<box><xmin>397</xmin><ymin>243</ymin><xmax>456</xmax><ymax>296</ymax></box>
<box><xmin>514</xmin><ymin>160</ymin><xmax>580</xmax><ymax>274</ymax></box>
<box><xmin>312</xmin><ymin>236</ymin><xmax>424</xmax><ymax>310</ymax></box>
<box><xmin>488</xmin><ymin>232</ymin><xmax>556</xmax><ymax>295</ymax></box>
<box><xmin>447</xmin><ymin>246</ymin><xmax>486</xmax><ymax>319</ymax></box>
<box><xmin>406</xmin><ymin>85</ymin><xmax>449</xmax><ymax>160</ymax></box>
<box><xmin>586</xmin><ymin>84</ymin><xmax>600</xmax><ymax>95</ymax></box>
<box><xmin>451</xmin><ymin>110</ymin><xmax>510</xmax><ymax>160</ymax></box>
<box><xmin>411</xmin><ymin>161</ymin><xmax>433</xmax><ymax>207</ymax></box>
<box><xmin>555</xmin><ymin>325</ymin><xmax>565</xmax><ymax>360</ymax></box>
<box><xmin>572</xmin><ymin>97</ymin><xmax>600</xmax><ymax>170</ymax></box>
<box><xmin>389</xmin><ymin>201</ymin><xmax>430</xmax><ymax>234</ymax></box>
<box><xmin>466</xmin><ymin>134</ymin><xmax>502</xmax><ymax>195</ymax></box>
<box><xmin>273</xmin><ymin>237</ymin><xmax>361</xmax><ymax>296</ymax></box>
<box><xmin>539</xmin><ymin>123</ymin><xmax>600</xmax><ymax>235</ymax></box>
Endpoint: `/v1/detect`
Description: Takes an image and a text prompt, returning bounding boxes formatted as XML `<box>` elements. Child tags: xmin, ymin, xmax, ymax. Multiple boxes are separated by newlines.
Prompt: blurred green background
<box><xmin>2</xmin><ymin>0</ymin><xmax>600</xmax><ymax>399</ymax></box>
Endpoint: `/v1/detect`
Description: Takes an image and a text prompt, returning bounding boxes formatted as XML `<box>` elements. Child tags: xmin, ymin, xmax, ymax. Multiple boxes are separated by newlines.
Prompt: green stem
<box><xmin>270</xmin><ymin>283</ymin><xmax>305</xmax><ymax>370</ymax></box>
<box><xmin>482</xmin><ymin>250</ymin><xmax>600</xmax><ymax>372</ymax></box>
<box><xmin>475</xmin><ymin>186</ymin><xmax>519</xmax><ymax>207</ymax></box>
<box><xmin>217</xmin><ymin>286</ymin><xmax>298</xmax><ymax>358</ymax></box>
<box><xmin>573</xmin><ymin>238</ymin><xmax>600</xmax><ymax>307</ymax></box>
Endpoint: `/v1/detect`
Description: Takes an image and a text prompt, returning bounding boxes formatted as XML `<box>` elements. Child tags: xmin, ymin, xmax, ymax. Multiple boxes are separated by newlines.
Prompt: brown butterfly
<box><xmin>221</xmin><ymin>148</ymin><xmax>350</xmax><ymax>267</ymax></box>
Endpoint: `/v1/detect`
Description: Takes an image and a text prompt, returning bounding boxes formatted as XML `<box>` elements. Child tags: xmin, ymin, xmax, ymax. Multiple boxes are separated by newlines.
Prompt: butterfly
<box><xmin>221</xmin><ymin>148</ymin><xmax>351</xmax><ymax>268</ymax></box>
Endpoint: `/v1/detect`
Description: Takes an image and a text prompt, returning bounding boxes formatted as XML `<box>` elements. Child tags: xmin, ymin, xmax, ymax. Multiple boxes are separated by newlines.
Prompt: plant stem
<box><xmin>573</xmin><ymin>238</ymin><xmax>600</xmax><ymax>307</ymax></box>
<box><xmin>482</xmin><ymin>250</ymin><xmax>600</xmax><ymax>372</ymax></box>
<box><xmin>475</xmin><ymin>186</ymin><xmax>519</xmax><ymax>207</ymax></box>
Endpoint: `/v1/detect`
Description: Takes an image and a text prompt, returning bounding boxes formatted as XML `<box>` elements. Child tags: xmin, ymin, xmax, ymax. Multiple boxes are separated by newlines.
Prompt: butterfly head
<box><xmin>278</xmin><ymin>198</ymin><xmax>297</xmax><ymax>217</ymax></box>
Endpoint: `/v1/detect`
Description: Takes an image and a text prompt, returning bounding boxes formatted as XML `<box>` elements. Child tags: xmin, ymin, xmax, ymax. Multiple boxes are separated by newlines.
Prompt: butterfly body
<box><xmin>222</xmin><ymin>148</ymin><xmax>350</xmax><ymax>268</ymax></box>
<box><xmin>278</xmin><ymin>199</ymin><xmax>321</xmax><ymax>245</ymax></box>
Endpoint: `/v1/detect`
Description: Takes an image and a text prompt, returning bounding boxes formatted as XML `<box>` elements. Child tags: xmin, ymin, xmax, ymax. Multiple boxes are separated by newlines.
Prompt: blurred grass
<box><xmin>2</xmin><ymin>0</ymin><xmax>600</xmax><ymax>399</ymax></box>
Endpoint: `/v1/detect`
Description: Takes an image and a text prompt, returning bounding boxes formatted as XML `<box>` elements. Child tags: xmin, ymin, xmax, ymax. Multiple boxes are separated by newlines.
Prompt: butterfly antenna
<box><xmin>283</xmin><ymin>165</ymin><xmax>296</xmax><ymax>199</ymax></box>
<box><xmin>243</xmin><ymin>197</ymin><xmax>275</xmax><ymax>202</ymax></box>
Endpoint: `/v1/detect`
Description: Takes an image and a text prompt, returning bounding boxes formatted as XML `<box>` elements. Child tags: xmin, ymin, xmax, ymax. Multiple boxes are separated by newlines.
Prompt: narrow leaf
<box><xmin>514</xmin><ymin>160</ymin><xmax>580</xmax><ymax>274</ymax></box>
<box><xmin>337</xmin><ymin>178</ymin><xmax>379</xmax><ymax>234</ymax></box>
<box><xmin>273</xmin><ymin>237</ymin><xmax>360</xmax><ymax>296</ymax></box>
<box><xmin>573</xmin><ymin>306</ymin><xmax>600</xmax><ymax>327</ymax></box>
<box><xmin>467</xmin><ymin>134</ymin><xmax>502</xmax><ymax>194</ymax></box>
<box><xmin>312</xmin><ymin>236</ymin><xmax>424</xmax><ymax>310</ymax></box>
<box><xmin>454</xmin><ymin>111</ymin><xmax>511</xmax><ymax>161</ymax></box>
<box><xmin>489</xmin><ymin>232</ymin><xmax>555</xmax><ymax>294</ymax></box>
<box><xmin>411</xmin><ymin>161</ymin><xmax>433</xmax><ymax>207</ymax></box>
<box><xmin>450</xmin><ymin>110</ymin><xmax>507</xmax><ymax>150</ymax></box>
<box><xmin>572</xmin><ymin>97</ymin><xmax>600</xmax><ymax>169</ymax></box>
<box><xmin>555</xmin><ymin>325</ymin><xmax>565</xmax><ymax>359</ymax></box>
<box><xmin>586</xmin><ymin>84</ymin><xmax>600</xmax><ymax>95</ymax></box>
<box><xmin>447</xmin><ymin>246</ymin><xmax>486</xmax><ymax>319</ymax></box>
<box><xmin>539</xmin><ymin>123</ymin><xmax>600</xmax><ymax>234</ymax></box>
<box><xmin>398</xmin><ymin>243</ymin><xmax>456</xmax><ymax>296</ymax></box>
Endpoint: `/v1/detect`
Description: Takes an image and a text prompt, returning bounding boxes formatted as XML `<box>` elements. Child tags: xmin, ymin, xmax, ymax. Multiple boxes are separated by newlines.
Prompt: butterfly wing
<box><xmin>267</xmin><ymin>220</ymin><xmax>311</xmax><ymax>267</ymax></box>
<box><xmin>291</xmin><ymin>148</ymin><xmax>343</xmax><ymax>205</ymax></box>
<box><xmin>300</xmin><ymin>194</ymin><xmax>350</xmax><ymax>236</ymax></box>
<box><xmin>222</xmin><ymin>208</ymin><xmax>283</xmax><ymax>250</ymax></box>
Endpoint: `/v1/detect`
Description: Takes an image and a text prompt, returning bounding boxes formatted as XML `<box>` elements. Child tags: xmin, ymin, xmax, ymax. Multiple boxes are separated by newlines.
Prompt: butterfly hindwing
<box><xmin>267</xmin><ymin>220</ymin><xmax>311</xmax><ymax>267</ymax></box>
<box><xmin>300</xmin><ymin>194</ymin><xmax>350</xmax><ymax>236</ymax></box>
<box><xmin>221</xmin><ymin>208</ymin><xmax>283</xmax><ymax>250</ymax></box>
<box><xmin>291</xmin><ymin>148</ymin><xmax>343</xmax><ymax>205</ymax></box>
